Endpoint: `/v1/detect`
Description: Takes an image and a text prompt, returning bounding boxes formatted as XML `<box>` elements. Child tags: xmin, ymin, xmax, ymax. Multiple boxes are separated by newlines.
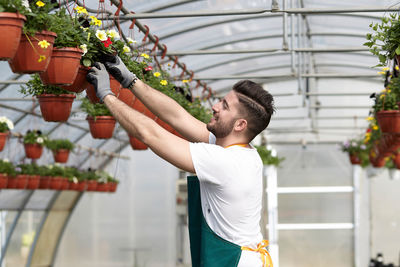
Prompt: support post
<box><xmin>353</xmin><ymin>165</ymin><xmax>361</xmax><ymax>267</ymax></box>
<box><xmin>265</xmin><ymin>165</ymin><xmax>279</xmax><ymax>267</ymax></box>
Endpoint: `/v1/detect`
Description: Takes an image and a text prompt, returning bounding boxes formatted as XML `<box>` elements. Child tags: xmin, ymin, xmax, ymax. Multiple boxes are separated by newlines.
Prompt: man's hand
<box><xmin>86</xmin><ymin>62</ymin><xmax>114</xmax><ymax>102</ymax></box>
<box><xmin>103</xmin><ymin>55</ymin><xmax>137</xmax><ymax>88</ymax></box>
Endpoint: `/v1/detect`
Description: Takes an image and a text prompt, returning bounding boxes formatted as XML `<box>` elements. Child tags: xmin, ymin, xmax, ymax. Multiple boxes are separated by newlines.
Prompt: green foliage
<box><xmin>340</xmin><ymin>137</ymin><xmax>370</xmax><ymax>167</ymax></box>
<box><xmin>80</xmin><ymin>169</ymin><xmax>97</xmax><ymax>181</ymax></box>
<box><xmin>23</xmin><ymin>0</ymin><xmax>57</xmax><ymax>35</ymax></box>
<box><xmin>20</xmin><ymin>74</ymin><xmax>73</xmax><ymax>96</ymax></box>
<box><xmin>80</xmin><ymin>97</ymin><xmax>112</xmax><ymax>117</ymax></box>
<box><xmin>16</xmin><ymin>163</ymin><xmax>39</xmax><ymax>175</ymax></box>
<box><xmin>0</xmin><ymin>159</ymin><xmax>16</xmax><ymax>175</ymax></box>
<box><xmin>372</xmin><ymin>88</ymin><xmax>399</xmax><ymax>113</ymax></box>
<box><xmin>254</xmin><ymin>145</ymin><xmax>285</xmax><ymax>167</ymax></box>
<box><xmin>364</xmin><ymin>13</ymin><xmax>400</xmax><ymax>66</ymax></box>
<box><xmin>45</xmin><ymin>138</ymin><xmax>74</xmax><ymax>151</ymax></box>
<box><xmin>52</xmin><ymin>8</ymin><xmax>86</xmax><ymax>48</ymax></box>
<box><xmin>0</xmin><ymin>0</ymin><xmax>29</xmax><ymax>13</ymax></box>
<box><xmin>23</xmin><ymin>129</ymin><xmax>46</xmax><ymax>145</ymax></box>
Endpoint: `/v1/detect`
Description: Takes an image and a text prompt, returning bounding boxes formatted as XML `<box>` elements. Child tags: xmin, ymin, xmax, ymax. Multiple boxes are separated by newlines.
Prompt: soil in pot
<box><xmin>37</xmin><ymin>94</ymin><xmax>75</xmax><ymax>122</ymax></box>
<box><xmin>9</xmin><ymin>31</ymin><xmax>57</xmax><ymax>73</ymax></box>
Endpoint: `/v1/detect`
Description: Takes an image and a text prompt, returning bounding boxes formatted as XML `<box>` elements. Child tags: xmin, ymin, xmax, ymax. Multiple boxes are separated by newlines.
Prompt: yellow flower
<box><xmin>373</xmin><ymin>125</ymin><xmax>379</xmax><ymax>130</ymax></box>
<box><xmin>381</xmin><ymin>88</ymin><xmax>387</xmax><ymax>93</ymax></box>
<box><xmin>38</xmin><ymin>55</ymin><xmax>46</xmax><ymax>62</ymax></box>
<box><xmin>396</xmin><ymin>66</ymin><xmax>399</xmax><ymax>71</ymax></box>
<box><xmin>153</xmin><ymin>72</ymin><xmax>161</xmax><ymax>77</ymax></box>
<box><xmin>380</xmin><ymin>94</ymin><xmax>385</xmax><ymax>99</ymax></box>
<box><xmin>365</xmin><ymin>132</ymin><xmax>371</xmax><ymax>138</ymax></box>
<box><xmin>74</xmin><ymin>6</ymin><xmax>88</xmax><ymax>15</ymax></box>
<box><xmin>38</xmin><ymin>40</ymin><xmax>50</xmax><ymax>49</ymax></box>
<box><xmin>95</xmin><ymin>30</ymin><xmax>107</xmax><ymax>41</ymax></box>
<box><xmin>382</xmin><ymin>67</ymin><xmax>389</xmax><ymax>71</ymax></box>
<box><xmin>36</xmin><ymin>1</ymin><xmax>45</xmax><ymax>7</ymax></box>
<box><xmin>141</xmin><ymin>53</ymin><xmax>150</xmax><ymax>59</ymax></box>
<box><xmin>122</xmin><ymin>45</ymin><xmax>131</xmax><ymax>53</ymax></box>
<box><xmin>182</xmin><ymin>79</ymin><xmax>189</xmax><ymax>83</ymax></box>
<box><xmin>388</xmin><ymin>89</ymin><xmax>391</xmax><ymax>93</ymax></box>
<box><xmin>167</xmin><ymin>63</ymin><xmax>171</xmax><ymax>66</ymax></box>
<box><xmin>160</xmin><ymin>80</ymin><xmax>168</xmax><ymax>86</ymax></box>
<box><xmin>89</xmin><ymin>16</ymin><xmax>101</xmax><ymax>26</ymax></box>
<box><xmin>366</xmin><ymin>116</ymin><xmax>374</xmax><ymax>121</ymax></box>
<box><xmin>378</xmin><ymin>71</ymin><xmax>385</xmax><ymax>75</ymax></box>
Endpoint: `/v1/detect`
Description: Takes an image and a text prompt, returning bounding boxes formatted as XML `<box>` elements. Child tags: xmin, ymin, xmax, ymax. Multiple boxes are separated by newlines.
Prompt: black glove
<box><xmin>103</xmin><ymin>55</ymin><xmax>137</xmax><ymax>88</ymax></box>
<box><xmin>86</xmin><ymin>62</ymin><xmax>115</xmax><ymax>102</ymax></box>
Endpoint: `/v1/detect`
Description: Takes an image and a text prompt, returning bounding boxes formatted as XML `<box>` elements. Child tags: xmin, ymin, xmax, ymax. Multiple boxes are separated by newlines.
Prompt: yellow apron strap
<box><xmin>241</xmin><ymin>240</ymin><xmax>273</xmax><ymax>267</ymax></box>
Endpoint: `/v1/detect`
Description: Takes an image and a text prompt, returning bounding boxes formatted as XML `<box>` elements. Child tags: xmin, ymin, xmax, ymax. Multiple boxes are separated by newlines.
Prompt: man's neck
<box><xmin>215</xmin><ymin>136</ymin><xmax>249</xmax><ymax>148</ymax></box>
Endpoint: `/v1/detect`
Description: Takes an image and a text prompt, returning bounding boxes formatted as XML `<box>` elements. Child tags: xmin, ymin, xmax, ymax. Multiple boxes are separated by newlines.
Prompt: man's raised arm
<box><xmin>104</xmin><ymin>56</ymin><xmax>209</xmax><ymax>143</ymax></box>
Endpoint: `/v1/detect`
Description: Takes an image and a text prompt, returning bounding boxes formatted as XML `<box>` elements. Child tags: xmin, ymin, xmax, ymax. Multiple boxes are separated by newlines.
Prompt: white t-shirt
<box><xmin>189</xmin><ymin>133</ymin><xmax>264</xmax><ymax>267</ymax></box>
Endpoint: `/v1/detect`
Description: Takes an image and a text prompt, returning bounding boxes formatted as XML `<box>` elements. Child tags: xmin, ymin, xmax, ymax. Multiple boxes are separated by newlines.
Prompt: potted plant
<box><xmin>17</xmin><ymin>163</ymin><xmax>40</xmax><ymax>189</ymax></box>
<box><xmin>372</xmin><ymin>87</ymin><xmax>400</xmax><ymax>134</ymax></box>
<box><xmin>108</xmin><ymin>177</ymin><xmax>119</xmax><ymax>192</ymax></box>
<box><xmin>254</xmin><ymin>145</ymin><xmax>285</xmax><ymax>167</ymax></box>
<box><xmin>39</xmin><ymin>7</ymin><xmax>85</xmax><ymax>86</ymax></box>
<box><xmin>81</xmin><ymin>168</ymin><xmax>97</xmax><ymax>191</ymax></box>
<box><xmin>23</xmin><ymin>129</ymin><xmax>46</xmax><ymax>159</ymax></box>
<box><xmin>8</xmin><ymin>0</ymin><xmax>58</xmax><ymax>73</ymax></box>
<box><xmin>95</xmin><ymin>170</ymin><xmax>111</xmax><ymax>192</ymax></box>
<box><xmin>20</xmin><ymin>74</ymin><xmax>76</xmax><ymax>122</ymax></box>
<box><xmin>0</xmin><ymin>116</ymin><xmax>14</xmax><ymax>151</ymax></box>
<box><xmin>0</xmin><ymin>0</ymin><xmax>28</xmax><ymax>60</ymax></box>
<box><xmin>45</xmin><ymin>138</ymin><xmax>74</xmax><ymax>163</ymax></box>
<box><xmin>340</xmin><ymin>138</ymin><xmax>370</xmax><ymax>167</ymax></box>
<box><xmin>0</xmin><ymin>159</ymin><xmax>15</xmax><ymax>189</ymax></box>
<box><xmin>365</xmin><ymin>13</ymin><xmax>400</xmax><ymax>66</ymax></box>
<box><xmin>80</xmin><ymin>97</ymin><xmax>116</xmax><ymax>139</ymax></box>
<box><xmin>46</xmin><ymin>164</ymin><xmax>68</xmax><ymax>190</ymax></box>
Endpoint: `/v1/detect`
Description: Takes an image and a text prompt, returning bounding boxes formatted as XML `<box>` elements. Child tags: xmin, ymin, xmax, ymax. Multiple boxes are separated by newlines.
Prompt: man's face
<box><xmin>206</xmin><ymin>91</ymin><xmax>241</xmax><ymax>138</ymax></box>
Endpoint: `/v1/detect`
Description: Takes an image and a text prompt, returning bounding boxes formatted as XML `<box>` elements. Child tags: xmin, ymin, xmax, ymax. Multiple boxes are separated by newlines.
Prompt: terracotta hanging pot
<box><xmin>49</xmin><ymin>176</ymin><xmax>63</xmax><ymax>190</ymax></box>
<box><xmin>85</xmin><ymin>76</ymin><xmax>122</xmax><ymax>103</ymax></box>
<box><xmin>130</xmin><ymin>98</ymin><xmax>157</xmax><ymax>120</ymax></box>
<box><xmin>24</xmin><ymin>143</ymin><xmax>43</xmax><ymax>159</ymax></box>
<box><xmin>26</xmin><ymin>175</ymin><xmax>40</xmax><ymax>190</ymax></box>
<box><xmin>394</xmin><ymin>153</ymin><xmax>400</xmax><ymax>169</ymax></box>
<box><xmin>87</xmin><ymin>116</ymin><xmax>116</xmax><ymax>139</ymax></box>
<box><xmin>60</xmin><ymin>65</ymin><xmax>90</xmax><ymax>93</ymax></box>
<box><xmin>96</xmin><ymin>182</ymin><xmax>110</xmax><ymax>192</ymax></box>
<box><xmin>39</xmin><ymin>47</ymin><xmax>83</xmax><ymax>85</ymax></box>
<box><xmin>118</xmin><ymin>88</ymin><xmax>135</xmax><ymax>105</ymax></box>
<box><xmin>0</xmin><ymin>132</ymin><xmax>9</xmax><ymax>151</ymax></box>
<box><xmin>0</xmin><ymin>173</ymin><xmax>8</xmax><ymax>189</ymax></box>
<box><xmin>59</xmin><ymin>178</ymin><xmax>69</xmax><ymax>190</ymax></box>
<box><xmin>108</xmin><ymin>182</ymin><xmax>118</xmax><ymax>192</ymax></box>
<box><xmin>376</xmin><ymin>110</ymin><xmax>400</xmax><ymax>133</ymax></box>
<box><xmin>349</xmin><ymin>153</ymin><xmax>361</xmax><ymax>165</ymax></box>
<box><xmin>53</xmin><ymin>149</ymin><xmax>70</xmax><ymax>163</ymax></box>
<box><xmin>0</xmin><ymin>12</ymin><xmax>26</xmax><ymax>60</ymax></box>
<box><xmin>76</xmin><ymin>181</ymin><xmax>87</xmax><ymax>191</ymax></box>
<box><xmin>8</xmin><ymin>30</ymin><xmax>57</xmax><ymax>73</ymax></box>
<box><xmin>129</xmin><ymin>135</ymin><xmax>148</xmax><ymax>150</ymax></box>
<box><xmin>86</xmin><ymin>180</ymin><xmax>97</xmax><ymax>191</ymax></box>
<box><xmin>68</xmin><ymin>181</ymin><xmax>79</xmax><ymax>191</ymax></box>
<box><xmin>7</xmin><ymin>174</ymin><xmax>28</xmax><ymax>189</ymax></box>
<box><xmin>37</xmin><ymin>94</ymin><xmax>75</xmax><ymax>122</ymax></box>
<box><xmin>38</xmin><ymin>176</ymin><xmax>51</xmax><ymax>189</ymax></box>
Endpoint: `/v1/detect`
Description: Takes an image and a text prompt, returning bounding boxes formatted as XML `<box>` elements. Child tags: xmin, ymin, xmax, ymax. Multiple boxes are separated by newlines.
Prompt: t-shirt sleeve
<box><xmin>209</xmin><ymin>132</ymin><xmax>216</xmax><ymax>144</ymax></box>
<box><xmin>189</xmin><ymin>141</ymin><xmax>230</xmax><ymax>185</ymax></box>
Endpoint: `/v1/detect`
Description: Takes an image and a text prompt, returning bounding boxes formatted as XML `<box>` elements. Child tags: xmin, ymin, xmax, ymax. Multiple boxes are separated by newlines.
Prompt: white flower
<box><xmin>3</xmin><ymin>158</ymin><xmax>9</xmax><ymax>163</ymax></box>
<box><xmin>107</xmin><ymin>29</ymin><xmax>120</xmax><ymax>39</ymax></box>
<box><xmin>48</xmin><ymin>165</ymin><xmax>53</xmax><ymax>169</ymax></box>
<box><xmin>95</xmin><ymin>30</ymin><xmax>108</xmax><ymax>41</ymax></box>
<box><xmin>0</xmin><ymin>116</ymin><xmax>14</xmax><ymax>130</ymax></box>
<box><xmin>127</xmin><ymin>37</ymin><xmax>136</xmax><ymax>44</ymax></box>
<box><xmin>36</xmin><ymin>137</ymin><xmax>44</xmax><ymax>144</ymax></box>
<box><xmin>21</xmin><ymin>0</ymin><xmax>32</xmax><ymax>12</ymax></box>
<box><xmin>122</xmin><ymin>45</ymin><xmax>131</xmax><ymax>53</ymax></box>
<box><xmin>80</xmin><ymin>44</ymin><xmax>88</xmax><ymax>56</ymax></box>
<box><xmin>73</xmin><ymin>177</ymin><xmax>78</xmax><ymax>184</ymax></box>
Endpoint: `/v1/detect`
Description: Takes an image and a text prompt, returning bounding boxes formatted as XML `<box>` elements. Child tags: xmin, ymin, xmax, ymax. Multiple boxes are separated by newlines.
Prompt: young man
<box><xmin>87</xmin><ymin>58</ymin><xmax>275</xmax><ymax>267</ymax></box>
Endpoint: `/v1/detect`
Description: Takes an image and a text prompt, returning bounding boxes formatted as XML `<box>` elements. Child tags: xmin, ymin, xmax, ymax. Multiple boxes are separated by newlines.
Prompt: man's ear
<box><xmin>234</xmin><ymin>119</ymin><xmax>247</xmax><ymax>132</ymax></box>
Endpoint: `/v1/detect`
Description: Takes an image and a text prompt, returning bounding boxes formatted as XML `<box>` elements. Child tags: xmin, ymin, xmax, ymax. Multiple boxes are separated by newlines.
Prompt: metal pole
<box><xmin>290</xmin><ymin>0</ymin><xmax>295</xmax><ymax>74</ymax></box>
<box><xmin>266</xmin><ymin>165</ymin><xmax>279</xmax><ymax>267</ymax></box>
<box><xmin>282</xmin><ymin>0</ymin><xmax>288</xmax><ymax>50</ymax></box>
<box><xmin>353</xmin><ymin>165</ymin><xmax>361</xmax><ymax>267</ymax></box>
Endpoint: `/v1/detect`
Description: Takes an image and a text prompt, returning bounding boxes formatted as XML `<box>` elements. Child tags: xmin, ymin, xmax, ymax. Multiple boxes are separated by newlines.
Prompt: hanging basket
<box><xmin>53</xmin><ymin>149</ymin><xmax>70</xmax><ymax>163</ymax></box>
<box><xmin>108</xmin><ymin>182</ymin><xmax>118</xmax><ymax>192</ymax></box>
<box><xmin>39</xmin><ymin>47</ymin><xmax>83</xmax><ymax>85</ymax></box>
<box><xmin>49</xmin><ymin>176</ymin><xmax>63</xmax><ymax>190</ymax></box>
<box><xmin>86</xmin><ymin>180</ymin><xmax>97</xmax><ymax>191</ymax></box>
<box><xmin>130</xmin><ymin>98</ymin><xmax>157</xmax><ymax>120</ymax></box>
<box><xmin>87</xmin><ymin>116</ymin><xmax>116</xmax><ymax>139</ymax></box>
<box><xmin>38</xmin><ymin>176</ymin><xmax>51</xmax><ymax>189</ymax></box>
<box><xmin>26</xmin><ymin>175</ymin><xmax>40</xmax><ymax>190</ymax></box>
<box><xmin>349</xmin><ymin>153</ymin><xmax>361</xmax><ymax>165</ymax></box>
<box><xmin>129</xmin><ymin>135</ymin><xmax>148</xmax><ymax>150</ymax></box>
<box><xmin>85</xmin><ymin>76</ymin><xmax>122</xmax><ymax>103</ymax></box>
<box><xmin>0</xmin><ymin>132</ymin><xmax>9</xmax><ymax>151</ymax></box>
<box><xmin>8</xmin><ymin>30</ymin><xmax>57</xmax><ymax>74</ymax></box>
<box><xmin>59</xmin><ymin>178</ymin><xmax>69</xmax><ymax>190</ymax></box>
<box><xmin>0</xmin><ymin>12</ymin><xmax>26</xmax><ymax>60</ymax></box>
<box><xmin>60</xmin><ymin>65</ymin><xmax>90</xmax><ymax>93</ymax></box>
<box><xmin>0</xmin><ymin>173</ymin><xmax>8</xmax><ymax>189</ymax></box>
<box><xmin>376</xmin><ymin>110</ymin><xmax>400</xmax><ymax>133</ymax></box>
<box><xmin>96</xmin><ymin>182</ymin><xmax>110</xmax><ymax>192</ymax></box>
<box><xmin>24</xmin><ymin>143</ymin><xmax>43</xmax><ymax>159</ymax></box>
<box><xmin>7</xmin><ymin>174</ymin><xmax>28</xmax><ymax>189</ymax></box>
<box><xmin>118</xmin><ymin>88</ymin><xmax>135</xmax><ymax>105</ymax></box>
<box><xmin>37</xmin><ymin>94</ymin><xmax>75</xmax><ymax>122</ymax></box>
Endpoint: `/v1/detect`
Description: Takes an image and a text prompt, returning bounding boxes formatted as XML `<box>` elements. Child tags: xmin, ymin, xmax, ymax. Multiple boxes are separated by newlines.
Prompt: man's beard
<box><xmin>206</xmin><ymin>117</ymin><xmax>236</xmax><ymax>138</ymax></box>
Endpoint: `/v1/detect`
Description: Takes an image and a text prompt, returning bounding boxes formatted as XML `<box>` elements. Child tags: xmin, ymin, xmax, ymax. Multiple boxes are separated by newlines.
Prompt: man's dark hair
<box><xmin>232</xmin><ymin>80</ymin><xmax>275</xmax><ymax>141</ymax></box>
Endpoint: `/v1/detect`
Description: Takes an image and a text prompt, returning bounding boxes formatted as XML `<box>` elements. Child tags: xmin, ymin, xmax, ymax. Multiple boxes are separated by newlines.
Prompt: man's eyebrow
<box><xmin>222</xmin><ymin>98</ymin><xmax>230</xmax><ymax>109</ymax></box>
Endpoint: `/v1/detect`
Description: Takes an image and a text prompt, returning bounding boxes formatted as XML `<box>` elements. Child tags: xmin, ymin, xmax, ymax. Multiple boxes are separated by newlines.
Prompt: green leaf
<box><xmin>82</xmin><ymin>58</ymin><xmax>92</xmax><ymax>67</ymax></box>
<box><xmin>395</xmin><ymin>46</ymin><xmax>400</xmax><ymax>55</ymax></box>
<box><xmin>379</xmin><ymin>54</ymin><xmax>387</xmax><ymax>63</ymax></box>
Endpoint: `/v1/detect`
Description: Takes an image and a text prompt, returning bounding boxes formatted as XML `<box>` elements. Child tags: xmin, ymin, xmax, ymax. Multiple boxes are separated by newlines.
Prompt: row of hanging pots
<box><xmin>0</xmin><ymin>173</ymin><xmax>117</xmax><ymax>192</ymax></box>
<box><xmin>367</xmin><ymin>134</ymin><xmax>400</xmax><ymax>168</ymax></box>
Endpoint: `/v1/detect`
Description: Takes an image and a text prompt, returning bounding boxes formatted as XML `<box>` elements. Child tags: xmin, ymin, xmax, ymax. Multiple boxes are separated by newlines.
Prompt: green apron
<box><xmin>187</xmin><ymin>176</ymin><xmax>242</xmax><ymax>267</ymax></box>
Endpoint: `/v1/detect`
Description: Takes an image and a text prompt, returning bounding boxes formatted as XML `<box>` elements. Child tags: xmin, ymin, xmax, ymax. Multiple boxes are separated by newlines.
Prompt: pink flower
<box><xmin>144</xmin><ymin>66</ymin><xmax>153</xmax><ymax>71</ymax></box>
